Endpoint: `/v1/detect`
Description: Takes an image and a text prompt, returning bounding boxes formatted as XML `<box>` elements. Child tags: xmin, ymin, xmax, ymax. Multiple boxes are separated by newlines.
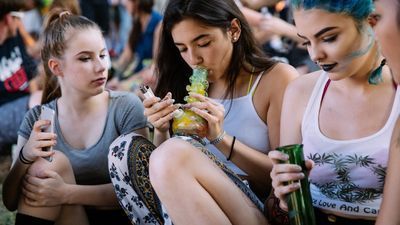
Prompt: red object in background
<box><xmin>4</xmin><ymin>68</ymin><xmax>29</xmax><ymax>93</ymax></box>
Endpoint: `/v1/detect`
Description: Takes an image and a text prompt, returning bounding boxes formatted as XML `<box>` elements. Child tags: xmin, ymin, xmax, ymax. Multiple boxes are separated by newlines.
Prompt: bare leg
<box><xmin>149</xmin><ymin>138</ymin><xmax>268</xmax><ymax>225</ymax></box>
<box><xmin>18</xmin><ymin>151</ymin><xmax>89</xmax><ymax>225</ymax></box>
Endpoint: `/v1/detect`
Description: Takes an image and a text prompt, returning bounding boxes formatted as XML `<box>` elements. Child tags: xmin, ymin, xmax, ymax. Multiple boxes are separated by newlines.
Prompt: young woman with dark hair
<box><xmin>108</xmin><ymin>0</ymin><xmax>298</xmax><ymax>224</ymax></box>
<box><xmin>107</xmin><ymin>0</ymin><xmax>162</xmax><ymax>92</ymax></box>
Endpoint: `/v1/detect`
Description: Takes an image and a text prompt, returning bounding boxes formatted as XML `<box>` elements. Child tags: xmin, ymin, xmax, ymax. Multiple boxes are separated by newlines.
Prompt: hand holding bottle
<box><xmin>268</xmin><ymin>149</ymin><xmax>314</xmax><ymax>211</ymax></box>
<box><xmin>171</xmin><ymin>67</ymin><xmax>210</xmax><ymax>138</ymax></box>
<box><xmin>185</xmin><ymin>92</ymin><xmax>225</xmax><ymax>142</ymax></box>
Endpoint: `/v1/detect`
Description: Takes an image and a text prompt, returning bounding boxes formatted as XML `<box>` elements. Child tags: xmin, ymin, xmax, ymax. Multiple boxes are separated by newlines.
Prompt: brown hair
<box><xmin>50</xmin><ymin>0</ymin><xmax>81</xmax><ymax>15</ymax></box>
<box><xmin>128</xmin><ymin>0</ymin><xmax>154</xmax><ymax>53</ymax></box>
<box><xmin>156</xmin><ymin>0</ymin><xmax>276</xmax><ymax>103</ymax></box>
<box><xmin>40</xmin><ymin>9</ymin><xmax>100</xmax><ymax>104</ymax></box>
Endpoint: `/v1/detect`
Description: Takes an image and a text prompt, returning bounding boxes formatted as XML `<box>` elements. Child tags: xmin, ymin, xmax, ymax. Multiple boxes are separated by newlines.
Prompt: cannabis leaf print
<box><xmin>308</xmin><ymin>152</ymin><xmax>386</xmax><ymax>203</ymax></box>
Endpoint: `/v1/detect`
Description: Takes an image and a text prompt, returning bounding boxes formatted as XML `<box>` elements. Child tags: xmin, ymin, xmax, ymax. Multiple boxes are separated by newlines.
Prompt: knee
<box><xmin>27</xmin><ymin>151</ymin><xmax>73</xmax><ymax>180</ymax></box>
<box><xmin>149</xmin><ymin>138</ymin><xmax>194</xmax><ymax>186</ymax></box>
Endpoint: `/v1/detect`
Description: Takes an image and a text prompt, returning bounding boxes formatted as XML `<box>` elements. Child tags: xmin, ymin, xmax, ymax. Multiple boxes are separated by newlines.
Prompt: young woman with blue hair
<box><xmin>267</xmin><ymin>0</ymin><xmax>400</xmax><ymax>224</ymax></box>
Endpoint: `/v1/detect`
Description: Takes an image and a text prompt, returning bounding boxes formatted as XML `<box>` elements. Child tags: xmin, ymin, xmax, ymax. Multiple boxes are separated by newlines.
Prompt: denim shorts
<box><xmin>0</xmin><ymin>96</ymin><xmax>29</xmax><ymax>152</ymax></box>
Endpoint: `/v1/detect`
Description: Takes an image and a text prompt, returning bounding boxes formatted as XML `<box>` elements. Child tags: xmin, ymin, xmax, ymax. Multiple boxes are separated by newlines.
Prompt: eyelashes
<box><xmin>177</xmin><ymin>41</ymin><xmax>212</xmax><ymax>52</ymax></box>
<box><xmin>301</xmin><ymin>35</ymin><xmax>338</xmax><ymax>47</ymax></box>
<box><xmin>78</xmin><ymin>54</ymin><xmax>107</xmax><ymax>62</ymax></box>
<box><xmin>322</xmin><ymin>35</ymin><xmax>337</xmax><ymax>43</ymax></box>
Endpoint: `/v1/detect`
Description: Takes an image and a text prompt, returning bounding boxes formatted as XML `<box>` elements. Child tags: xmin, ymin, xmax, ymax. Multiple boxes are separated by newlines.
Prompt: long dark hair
<box><xmin>128</xmin><ymin>0</ymin><xmax>154</xmax><ymax>53</ymax></box>
<box><xmin>155</xmin><ymin>0</ymin><xmax>277</xmax><ymax>103</ymax></box>
<box><xmin>40</xmin><ymin>9</ymin><xmax>100</xmax><ymax>104</ymax></box>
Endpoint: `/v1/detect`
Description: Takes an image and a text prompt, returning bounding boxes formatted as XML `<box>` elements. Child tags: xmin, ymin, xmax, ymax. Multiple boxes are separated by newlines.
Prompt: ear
<box><xmin>228</xmin><ymin>18</ymin><xmax>242</xmax><ymax>42</ymax></box>
<box><xmin>48</xmin><ymin>58</ymin><xmax>63</xmax><ymax>76</ymax></box>
<box><xmin>367</xmin><ymin>14</ymin><xmax>378</xmax><ymax>27</ymax></box>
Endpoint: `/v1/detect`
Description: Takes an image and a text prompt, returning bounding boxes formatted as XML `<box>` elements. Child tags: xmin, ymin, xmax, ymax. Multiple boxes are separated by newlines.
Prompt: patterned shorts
<box><xmin>108</xmin><ymin>133</ymin><xmax>264</xmax><ymax>225</ymax></box>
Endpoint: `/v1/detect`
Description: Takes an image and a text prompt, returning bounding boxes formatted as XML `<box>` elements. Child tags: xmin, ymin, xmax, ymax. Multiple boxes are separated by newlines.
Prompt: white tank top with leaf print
<box><xmin>301</xmin><ymin>72</ymin><xmax>400</xmax><ymax>219</ymax></box>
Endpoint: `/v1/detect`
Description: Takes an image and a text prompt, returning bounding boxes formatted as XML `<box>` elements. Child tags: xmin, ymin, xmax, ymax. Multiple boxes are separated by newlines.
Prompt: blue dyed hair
<box><xmin>291</xmin><ymin>0</ymin><xmax>374</xmax><ymax>21</ymax></box>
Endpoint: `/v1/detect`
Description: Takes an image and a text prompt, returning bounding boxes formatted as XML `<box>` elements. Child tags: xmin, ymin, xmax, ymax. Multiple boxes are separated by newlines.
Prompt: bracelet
<box><xmin>19</xmin><ymin>146</ymin><xmax>34</xmax><ymax>165</ymax></box>
<box><xmin>227</xmin><ymin>136</ymin><xmax>236</xmax><ymax>161</ymax></box>
<box><xmin>209</xmin><ymin>131</ymin><xmax>226</xmax><ymax>145</ymax></box>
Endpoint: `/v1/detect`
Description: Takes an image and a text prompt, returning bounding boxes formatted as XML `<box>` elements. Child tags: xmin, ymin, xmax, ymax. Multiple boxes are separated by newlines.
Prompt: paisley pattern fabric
<box><xmin>108</xmin><ymin>134</ymin><xmax>264</xmax><ymax>225</ymax></box>
<box><xmin>109</xmin><ymin>133</ymin><xmax>169</xmax><ymax>225</ymax></box>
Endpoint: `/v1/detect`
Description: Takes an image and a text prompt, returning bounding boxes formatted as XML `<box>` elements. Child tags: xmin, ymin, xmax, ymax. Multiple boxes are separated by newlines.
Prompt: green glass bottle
<box><xmin>172</xmin><ymin>66</ymin><xmax>209</xmax><ymax>138</ymax></box>
<box><xmin>276</xmin><ymin>144</ymin><xmax>316</xmax><ymax>225</ymax></box>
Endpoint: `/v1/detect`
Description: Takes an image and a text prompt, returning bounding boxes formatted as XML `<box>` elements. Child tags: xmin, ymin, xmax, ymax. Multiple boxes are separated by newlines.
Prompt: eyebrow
<box><xmin>297</xmin><ymin>26</ymin><xmax>338</xmax><ymax>39</ymax></box>
<box><xmin>174</xmin><ymin>34</ymin><xmax>210</xmax><ymax>46</ymax></box>
<box><xmin>76</xmin><ymin>48</ymin><xmax>107</xmax><ymax>56</ymax></box>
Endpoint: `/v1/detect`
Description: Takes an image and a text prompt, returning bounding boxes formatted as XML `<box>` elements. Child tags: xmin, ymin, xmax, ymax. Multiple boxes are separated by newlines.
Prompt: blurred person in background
<box><xmin>373</xmin><ymin>0</ymin><xmax>400</xmax><ymax>224</ymax></box>
<box><xmin>0</xmin><ymin>0</ymin><xmax>41</xmax><ymax>154</ymax></box>
<box><xmin>107</xmin><ymin>0</ymin><xmax>162</xmax><ymax>93</ymax></box>
<box><xmin>235</xmin><ymin>0</ymin><xmax>314</xmax><ymax>74</ymax></box>
<box><xmin>79</xmin><ymin>0</ymin><xmax>110</xmax><ymax>36</ymax></box>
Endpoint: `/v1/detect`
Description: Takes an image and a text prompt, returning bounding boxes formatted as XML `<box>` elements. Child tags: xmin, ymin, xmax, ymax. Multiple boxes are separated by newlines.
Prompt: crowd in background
<box><xmin>1</xmin><ymin>0</ymin><xmax>315</xmax><ymax>155</ymax></box>
<box><xmin>2</xmin><ymin>0</ymin><xmax>400</xmax><ymax>224</ymax></box>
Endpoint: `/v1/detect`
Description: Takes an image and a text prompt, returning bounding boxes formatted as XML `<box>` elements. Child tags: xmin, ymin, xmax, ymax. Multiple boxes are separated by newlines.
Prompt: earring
<box><xmin>368</xmin><ymin>58</ymin><xmax>386</xmax><ymax>85</ymax></box>
<box><xmin>232</xmin><ymin>36</ymin><xmax>238</xmax><ymax>42</ymax></box>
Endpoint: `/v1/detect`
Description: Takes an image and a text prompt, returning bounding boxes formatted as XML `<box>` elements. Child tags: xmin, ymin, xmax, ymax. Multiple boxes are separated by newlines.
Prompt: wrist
<box><xmin>154</xmin><ymin>128</ymin><xmax>170</xmax><ymax>145</ymax></box>
<box><xmin>209</xmin><ymin>131</ymin><xmax>226</xmax><ymax>145</ymax></box>
<box><xmin>19</xmin><ymin>146</ymin><xmax>34</xmax><ymax>165</ymax></box>
<box><xmin>279</xmin><ymin>200</ymin><xmax>289</xmax><ymax>212</ymax></box>
<box><xmin>154</xmin><ymin>128</ymin><xmax>170</xmax><ymax>137</ymax></box>
<box><xmin>63</xmin><ymin>183</ymin><xmax>74</xmax><ymax>205</ymax></box>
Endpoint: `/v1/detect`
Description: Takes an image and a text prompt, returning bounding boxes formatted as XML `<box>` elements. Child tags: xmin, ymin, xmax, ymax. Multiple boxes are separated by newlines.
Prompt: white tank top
<box><xmin>302</xmin><ymin>72</ymin><xmax>400</xmax><ymax>219</ymax></box>
<box><xmin>207</xmin><ymin>73</ymin><xmax>270</xmax><ymax>175</ymax></box>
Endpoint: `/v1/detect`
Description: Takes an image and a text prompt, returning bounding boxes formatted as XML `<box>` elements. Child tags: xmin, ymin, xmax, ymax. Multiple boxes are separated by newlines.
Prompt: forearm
<box><xmin>2</xmin><ymin>137</ymin><xmax>30</xmax><ymax>211</ymax></box>
<box><xmin>376</xmin><ymin>119</ymin><xmax>400</xmax><ymax>225</ymax></box>
<box><xmin>214</xmin><ymin>134</ymin><xmax>272</xmax><ymax>184</ymax></box>
<box><xmin>153</xmin><ymin>129</ymin><xmax>171</xmax><ymax>147</ymax></box>
<box><xmin>252</xmin><ymin>27</ymin><xmax>272</xmax><ymax>46</ymax></box>
<box><xmin>279</xmin><ymin>24</ymin><xmax>303</xmax><ymax>43</ymax></box>
<box><xmin>134</xmin><ymin>127</ymin><xmax>150</xmax><ymax>141</ymax></box>
<box><xmin>2</xmin><ymin>160</ymin><xmax>31</xmax><ymax>211</ymax></box>
<box><xmin>242</xmin><ymin>0</ymin><xmax>280</xmax><ymax>9</ymax></box>
<box><xmin>114</xmin><ymin>47</ymin><xmax>133</xmax><ymax>72</ymax></box>
<box><xmin>241</xmin><ymin>7</ymin><xmax>264</xmax><ymax>26</ymax></box>
<box><xmin>64</xmin><ymin>183</ymin><xmax>119</xmax><ymax>207</ymax></box>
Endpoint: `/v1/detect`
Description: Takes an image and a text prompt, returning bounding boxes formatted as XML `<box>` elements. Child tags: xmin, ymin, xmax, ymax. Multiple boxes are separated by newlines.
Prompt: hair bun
<box><xmin>59</xmin><ymin>10</ymin><xmax>71</xmax><ymax>18</ymax></box>
<box><xmin>44</xmin><ymin>8</ymin><xmax>72</xmax><ymax>29</ymax></box>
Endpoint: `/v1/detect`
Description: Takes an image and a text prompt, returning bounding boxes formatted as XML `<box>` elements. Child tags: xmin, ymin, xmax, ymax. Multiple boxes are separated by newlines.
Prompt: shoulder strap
<box><xmin>249</xmin><ymin>71</ymin><xmax>264</xmax><ymax>96</ymax></box>
<box><xmin>320</xmin><ymin>79</ymin><xmax>331</xmax><ymax>105</ymax></box>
